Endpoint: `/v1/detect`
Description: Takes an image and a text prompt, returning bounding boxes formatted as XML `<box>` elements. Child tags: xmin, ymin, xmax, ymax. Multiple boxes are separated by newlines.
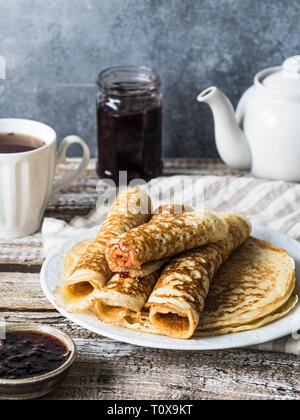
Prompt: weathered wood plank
<box><xmin>163</xmin><ymin>157</ymin><xmax>248</xmax><ymax>176</ymax></box>
<box><xmin>0</xmin><ymin>264</ymin><xmax>41</xmax><ymax>273</ymax></box>
<box><xmin>51</xmin><ymin>351</ymin><xmax>299</xmax><ymax>400</ymax></box>
<box><xmin>0</xmin><ymin>234</ymin><xmax>44</xmax><ymax>267</ymax></box>
<box><xmin>0</xmin><ymin>273</ymin><xmax>51</xmax><ymax>309</ymax></box>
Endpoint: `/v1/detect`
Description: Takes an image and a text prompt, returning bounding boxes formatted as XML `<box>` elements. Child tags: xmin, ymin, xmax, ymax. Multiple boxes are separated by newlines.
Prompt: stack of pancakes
<box><xmin>56</xmin><ymin>188</ymin><xmax>297</xmax><ymax>340</ymax></box>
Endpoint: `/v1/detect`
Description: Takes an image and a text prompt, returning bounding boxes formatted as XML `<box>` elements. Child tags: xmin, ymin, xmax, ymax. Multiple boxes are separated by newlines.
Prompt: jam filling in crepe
<box><xmin>146</xmin><ymin>212</ymin><xmax>252</xmax><ymax>339</ymax></box>
<box><xmin>56</xmin><ymin>188</ymin><xmax>152</xmax><ymax>312</ymax></box>
<box><xmin>106</xmin><ymin>209</ymin><xmax>228</xmax><ymax>275</ymax></box>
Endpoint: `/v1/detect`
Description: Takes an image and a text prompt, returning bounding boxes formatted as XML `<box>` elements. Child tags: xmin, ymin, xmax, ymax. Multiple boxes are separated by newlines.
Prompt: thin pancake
<box><xmin>118</xmin><ymin>290</ymin><xmax>298</xmax><ymax>337</ymax></box>
<box><xmin>62</xmin><ymin>240</ymin><xmax>92</xmax><ymax>278</ymax></box>
<box><xmin>93</xmin><ymin>203</ymin><xmax>193</xmax><ymax>324</ymax></box>
<box><xmin>195</xmin><ymin>290</ymin><xmax>298</xmax><ymax>336</ymax></box>
<box><xmin>197</xmin><ymin>237</ymin><xmax>296</xmax><ymax>331</ymax></box>
<box><xmin>106</xmin><ymin>209</ymin><xmax>228</xmax><ymax>274</ymax></box>
<box><xmin>93</xmin><ymin>271</ymin><xmax>159</xmax><ymax>324</ymax></box>
<box><xmin>152</xmin><ymin>203</ymin><xmax>194</xmax><ymax>217</ymax></box>
<box><xmin>118</xmin><ymin>238</ymin><xmax>297</xmax><ymax>338</ymax></box>
<box><xmin>56</xmin><ymin>188</ymin><xmax>152</xmax><ymax>312</ymax></box>
<box><xmin>126</xmin><ymin>203</ymin><xmax>193</xmax><ymax>277</ymax></box>
<box><xmin>147</xmin><ymin>212</ymin><xmax>251</xmax><ymax>339</ymax></box>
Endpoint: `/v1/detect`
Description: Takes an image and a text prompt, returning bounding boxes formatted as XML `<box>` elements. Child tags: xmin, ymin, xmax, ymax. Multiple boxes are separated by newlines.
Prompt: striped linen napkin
<box><xmin>42</xmin><ymin>175</ymin><xmax>300</xmax><ymax>356</ymax></box>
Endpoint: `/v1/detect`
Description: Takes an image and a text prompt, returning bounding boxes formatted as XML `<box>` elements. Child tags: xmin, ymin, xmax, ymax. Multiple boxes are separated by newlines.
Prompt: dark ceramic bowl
<box><xmin>0</xmin><ymin>324</ymin><xmax>76</xmax><ymax>400</ymax></box>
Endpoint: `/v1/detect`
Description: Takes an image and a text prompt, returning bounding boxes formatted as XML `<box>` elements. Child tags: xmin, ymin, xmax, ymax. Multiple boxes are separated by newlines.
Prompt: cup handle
<box><xmin>50</xmin><ymin>135</ymin><xmax>90</xmax><ymax>202</ymax></box>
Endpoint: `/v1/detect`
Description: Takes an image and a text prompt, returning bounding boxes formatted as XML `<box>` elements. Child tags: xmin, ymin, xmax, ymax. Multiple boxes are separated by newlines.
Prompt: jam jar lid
<box><xmin>97</xmin><ymin>66</ymin><xmax>160</xmax><ymax>96</ymax></box>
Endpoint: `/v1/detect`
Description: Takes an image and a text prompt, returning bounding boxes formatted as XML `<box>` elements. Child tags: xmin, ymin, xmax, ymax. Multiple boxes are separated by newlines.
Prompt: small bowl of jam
<box><xmin>0</xmin><ymin>324</ymin><xmax>76</xmax><ymax>400</ymax></box>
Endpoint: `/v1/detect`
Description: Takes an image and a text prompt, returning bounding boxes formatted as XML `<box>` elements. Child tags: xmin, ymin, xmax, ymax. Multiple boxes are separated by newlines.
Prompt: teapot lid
<box><xmin>261</xmin><ymin>56</ymin><xmax>300</xmax><ymax>93</ymax></box>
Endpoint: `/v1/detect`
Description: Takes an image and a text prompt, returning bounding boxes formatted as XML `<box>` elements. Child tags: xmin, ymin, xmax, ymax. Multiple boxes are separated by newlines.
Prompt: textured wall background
<box><xmin>0</xmin><ymin>0</ymin><xmax>299</xmax><ymax>158</ymax></box>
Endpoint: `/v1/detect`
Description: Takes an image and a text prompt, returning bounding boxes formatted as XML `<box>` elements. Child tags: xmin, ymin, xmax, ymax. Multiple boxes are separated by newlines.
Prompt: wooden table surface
<box><xmin>1</xmin><ymin>158</ymin><xmax>299</xmax><ymax>401</ymax></box>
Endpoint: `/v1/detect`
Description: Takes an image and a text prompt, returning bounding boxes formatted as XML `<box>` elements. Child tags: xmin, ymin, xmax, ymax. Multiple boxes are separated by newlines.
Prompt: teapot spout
<box><xmin>197</xmin><ymin>87</ymin><xmax>251</xmax><ymax>170</ymax></box>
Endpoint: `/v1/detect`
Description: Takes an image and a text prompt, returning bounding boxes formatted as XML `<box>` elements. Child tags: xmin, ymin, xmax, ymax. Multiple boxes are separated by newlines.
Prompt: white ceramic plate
<box><xmin>40</xmin><ymin>225</ymin><xmax>300</xmax><ymax>350</ymax></box>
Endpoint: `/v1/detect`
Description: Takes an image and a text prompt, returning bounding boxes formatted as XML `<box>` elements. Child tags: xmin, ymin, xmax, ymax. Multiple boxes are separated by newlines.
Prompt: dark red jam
<box><xmin>96</xmin><ymin>66</ymin><xmax>163</xmax><ymax>184</ymax></box>
<box><xmin>96</xmin><ymin>104</ymin><xmax>162</xmax><ymax>182</ymax></box>
<box><xmin>119</xmin><ymin>272</ymin><xmax>143</xmax><ymax>282</ymax></box>
<box><xmin>0</xmin><ymin>331</ymin><xmax>70</xmax><ymax>380</ymax></box>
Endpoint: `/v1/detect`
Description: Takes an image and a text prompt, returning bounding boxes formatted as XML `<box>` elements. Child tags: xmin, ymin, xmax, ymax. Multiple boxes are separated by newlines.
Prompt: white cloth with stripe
<box><xmin>42</xmin><ymin>175</ymin><xmax>300</xmax><ymax>356</ymax></box>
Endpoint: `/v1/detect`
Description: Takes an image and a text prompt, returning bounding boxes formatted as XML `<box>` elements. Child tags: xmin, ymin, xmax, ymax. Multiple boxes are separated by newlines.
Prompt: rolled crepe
<box><xmin>147</xmin><ymin>212</ymin><xmax>251</xmax><ymax>339</ymax></box>
<box><xmin>56</xmin><ymin>188</ymin><xmax>152</xmax><ymax>312</ymax></box>
<box><xmin>62</xmin><ymin>240</ymin><xmax>93</xmax><ymax>278</ymax></box>
<box><xmin>93</xmin><ymin>203</ymin><xmax>194</xmax><ymax>322</ymax></box>
<box><xmin>152</xmin><ymin>203</ymin><xmax>194</xmax><ymax>217</ymax></box>
<box><xmin>126</xmin><ymin>203</ymin><xmax>193</xmax><ymax>278</ymax></box>
<box><xmin>106</xmin><ymin>209</ymin><xmax>228</xmax><ymax>275</ymax></box>
<box><xmin>93</xmin><ymin>270</ymin><xmax>160</xmax><ymax>324</ymax></box>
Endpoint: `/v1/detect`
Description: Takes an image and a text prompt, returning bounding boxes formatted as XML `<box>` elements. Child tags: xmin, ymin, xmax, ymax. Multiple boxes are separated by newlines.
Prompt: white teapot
<box><xmin>197</xmin><ymin>56</ymin><xmax>300</xmax><ymax>182</ymax></box>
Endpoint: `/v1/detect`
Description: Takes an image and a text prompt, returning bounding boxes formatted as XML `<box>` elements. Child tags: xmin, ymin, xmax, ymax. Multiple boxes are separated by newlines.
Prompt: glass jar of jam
<box><xmin>96</xmin><ymin>66</ymin><xmax>163</xmax><ymax>183</ymax></box>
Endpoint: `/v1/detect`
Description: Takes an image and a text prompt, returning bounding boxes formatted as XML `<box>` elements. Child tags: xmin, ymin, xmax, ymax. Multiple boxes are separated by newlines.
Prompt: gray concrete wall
<box><xmin>0</xmin><ymin>0</ymin><xmax>299</xmax><ymax>158</ymax></box>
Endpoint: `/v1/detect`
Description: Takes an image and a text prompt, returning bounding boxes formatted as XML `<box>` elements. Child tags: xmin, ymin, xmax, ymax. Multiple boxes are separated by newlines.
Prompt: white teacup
<box><xmin>0</xmin><ymin>118</ymin><xmax>90</xmax><ymax>238</ymax></box>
